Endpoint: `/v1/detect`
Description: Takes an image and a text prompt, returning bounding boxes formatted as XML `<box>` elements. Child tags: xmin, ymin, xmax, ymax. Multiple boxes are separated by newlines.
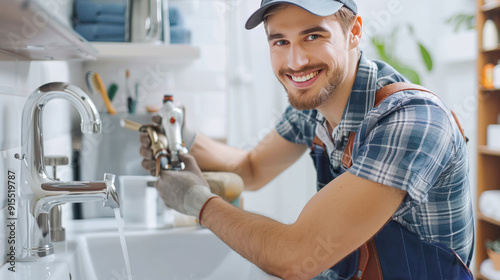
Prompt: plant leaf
<box><xmin>418</xmin><ymin>43</ymin><xmax>433</xmax><ymax>71</ymax></box>
<box><xmin>387</xmin><ymin>26</ymin><xmax>400</xmax><ymax>55</ymax></box>
<box><xmin>392</xmin><ymin>62</ymin><xmax>421</xmax><ymax>85</ymax></box>
<box><xmin>407</xmin><ymin>24</ymin><xmax>415</xmax><ymax>36</ymax></box>
<box><xmin>371</xmin><ymin>37</ymin><xmax>390</xmax><ymax>61</ymax></box>
<box><xmin>454</xmin><ymin>15</ymin><xmax>466</xmax><ymax>32</ymax></box>
<box><xmin>467</xmin><ymin>15</ymin><xmax>476</xmax><ymax>29</ymax></box>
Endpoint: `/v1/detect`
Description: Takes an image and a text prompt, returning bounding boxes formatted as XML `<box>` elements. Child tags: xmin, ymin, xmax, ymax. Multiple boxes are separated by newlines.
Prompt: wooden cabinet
<box><xmin>476</xmin><ymin>0</ymin><xmax>500</xmax><ymax>279</ymax></box>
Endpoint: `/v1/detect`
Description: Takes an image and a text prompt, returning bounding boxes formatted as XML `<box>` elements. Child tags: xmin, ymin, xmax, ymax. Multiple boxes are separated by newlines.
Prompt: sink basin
<box><xmin>72</xmin><ymin>227</ymin><xmax>279</xmax><ymax>280</ymax></box>
<box><xmin>0</xmin><ymin>219</ymin><xmax>279</xmax><ymax>280</ymax></box>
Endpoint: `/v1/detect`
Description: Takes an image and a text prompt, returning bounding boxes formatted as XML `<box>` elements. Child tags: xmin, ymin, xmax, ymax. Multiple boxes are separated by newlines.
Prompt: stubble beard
<box><xmin>283</xmin><ymin>67</ymin><xmax>344</xmax><ymax>111</ymax></box>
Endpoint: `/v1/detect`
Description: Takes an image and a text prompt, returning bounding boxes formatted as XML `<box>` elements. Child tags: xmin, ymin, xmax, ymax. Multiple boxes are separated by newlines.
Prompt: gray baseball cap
<box><xmin>245</xmin><ymin>0</ymin><xmax>357</xmax><ymax>30</ymax></box>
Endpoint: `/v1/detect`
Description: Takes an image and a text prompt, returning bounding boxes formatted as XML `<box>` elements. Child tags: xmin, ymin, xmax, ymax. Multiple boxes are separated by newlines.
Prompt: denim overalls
<box><xmin>310</xmin><ymin>83</ymin><xmax>473</xmax><ymax>280</ymax></box>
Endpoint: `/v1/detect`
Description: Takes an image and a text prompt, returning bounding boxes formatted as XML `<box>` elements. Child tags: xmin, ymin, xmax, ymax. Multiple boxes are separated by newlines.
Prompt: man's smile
<box><xmin>286</xmin><ymin>70</ymin><xmax>323</xmax><ymax>88</ymax></box>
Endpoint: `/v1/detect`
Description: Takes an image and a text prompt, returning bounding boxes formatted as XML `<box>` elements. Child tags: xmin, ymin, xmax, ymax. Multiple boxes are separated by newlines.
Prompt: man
<box><xmin>140</xmin><ymin>1</ymin><xmax>474</xmax><ymax>279</ymax></box>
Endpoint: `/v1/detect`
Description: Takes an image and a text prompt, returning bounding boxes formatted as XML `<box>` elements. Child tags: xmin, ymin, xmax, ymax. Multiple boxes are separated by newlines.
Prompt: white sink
<box><xmin>71</xmin><ymin>227</ymin><xmax>279</xmax><ymax>280</ymax></box>
<box><xmin>0</xmin><ymin>219</ymin><xmax>278</xmax><ymax>280</ymax></box>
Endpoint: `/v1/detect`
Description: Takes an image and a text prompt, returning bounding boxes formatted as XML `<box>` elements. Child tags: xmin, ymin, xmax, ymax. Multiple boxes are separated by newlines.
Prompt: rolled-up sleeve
<box><xmin>275</xmin><ymin>105</ymin><xmax>317</xmax><ymax>146</ymax></box>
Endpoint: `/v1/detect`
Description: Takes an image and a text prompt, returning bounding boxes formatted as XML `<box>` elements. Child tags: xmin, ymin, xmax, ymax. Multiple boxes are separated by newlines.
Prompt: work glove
<box><xmin>155</xmin><ymin>152</ymin><xmax>219</xmax><ymax>220</ymax></box>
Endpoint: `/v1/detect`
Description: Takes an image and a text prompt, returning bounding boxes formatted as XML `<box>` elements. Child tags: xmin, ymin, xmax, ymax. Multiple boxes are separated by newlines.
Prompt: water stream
<box><xmin>114</xmin><ymin>208</ymin><xmax>133</xmax><ymax>280</ymax></box>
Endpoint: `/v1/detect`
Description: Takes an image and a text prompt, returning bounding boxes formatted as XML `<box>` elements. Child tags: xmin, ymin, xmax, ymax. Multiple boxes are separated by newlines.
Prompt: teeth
<box><xmin>291</xmin><ymin>71</ymin><xmax>319</xmax><ymax>83</ymax></box>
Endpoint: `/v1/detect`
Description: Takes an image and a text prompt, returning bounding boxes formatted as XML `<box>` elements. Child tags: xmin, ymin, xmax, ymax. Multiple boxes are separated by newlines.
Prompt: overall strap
<box><xmin>341</xmin><ymin>82</ymin><xmax>467</xmax><ymax>169</ymax></box>
<box><xmin>310</xmin><ymin>83</ymin><xmax>471</xmax><ymax>279</ymax></box>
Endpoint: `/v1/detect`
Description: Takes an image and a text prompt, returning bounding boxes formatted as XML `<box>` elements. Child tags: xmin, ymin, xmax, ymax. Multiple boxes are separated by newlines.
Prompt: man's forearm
<box><xmin>201</xmin><ymin>197</ymin><xmax>299</xmax><ymax>278</ymax></box>
<box><xmin>189</xmin><ymin>131</ymin><xmax>308</xmax><ymax>191</ymax></box>
<box><xmin>190</xmin><ymin>133</ymin><xmax>249</xmax><ymax>173</ymax></box>
<box><xmin>189</xmin><ymin>133</ymin><xmax>263</xmax><ymax>190</ymax></box>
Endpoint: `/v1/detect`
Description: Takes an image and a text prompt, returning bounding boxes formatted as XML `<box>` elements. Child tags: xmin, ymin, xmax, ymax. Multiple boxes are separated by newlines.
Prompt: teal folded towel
<box><xmin>74</xmin><ymin>23</ymin><xmax>125</xmax><ymax>42</ymax></box>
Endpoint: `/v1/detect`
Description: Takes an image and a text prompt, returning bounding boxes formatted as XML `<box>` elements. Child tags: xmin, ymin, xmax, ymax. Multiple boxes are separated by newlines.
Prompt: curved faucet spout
<box><xmin>17</xmin><ymin>82</ymin><xmax>116</xmax><ymax>261</ymax></box>
<box><xmin>21</xmin><ymin>82</ymin><xmax>101</xmax><ymax>184</ymax></box>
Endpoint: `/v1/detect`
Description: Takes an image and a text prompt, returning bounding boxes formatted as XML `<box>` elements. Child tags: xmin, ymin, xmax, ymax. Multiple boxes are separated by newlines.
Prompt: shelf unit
<box><xmin>476</xmin><ymin>0</ymin><xmax>500</xmax><ymax>278</ymax></box>
<box><xmin>90</xmin><ymin>42</ymin><xmax>200</xmax><ymax>65</ymax></box>
<box><xmin>0</xmin><ymin>0</ymin><xmax>97</xmax><ymax>60</ymax></box>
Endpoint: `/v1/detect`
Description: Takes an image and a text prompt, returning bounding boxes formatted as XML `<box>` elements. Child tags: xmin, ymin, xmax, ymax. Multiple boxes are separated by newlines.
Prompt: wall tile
<box><xmin>1</xmin><ymin>207</ymin><xmax>7</xmax><ymax>264</ymax></box>
<box><xmin>0</xmin><ymin>152</ymin><xmax>6</xmax><ymax>208</ymax></box>
<box><xmin>0</xmin><ymin>94</ymin><xmax>25</xmax><ymax>151</ymax></box>
<box><xmin>0</xmin><ymin>148</ymin><xmax>21</xmax><ymax>267</ymax></box>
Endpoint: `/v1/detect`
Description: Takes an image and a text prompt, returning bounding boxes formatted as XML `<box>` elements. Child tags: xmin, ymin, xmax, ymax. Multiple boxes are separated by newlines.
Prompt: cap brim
<box><xmin>245</xmin><ymin>0</ymin><xmax>344</xmax><ymax>30</ymax></box>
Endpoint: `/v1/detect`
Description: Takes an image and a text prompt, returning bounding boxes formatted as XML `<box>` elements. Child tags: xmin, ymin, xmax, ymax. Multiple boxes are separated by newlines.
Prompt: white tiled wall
<box><xmin>77</xmin><ymin>0</ymin><xmax>231</xmax><ymax>218</ymax></box>
<box><xmin>0</xmin><ymin>54</ymin><xmax>83</xmax><ymax>265</ymax></box>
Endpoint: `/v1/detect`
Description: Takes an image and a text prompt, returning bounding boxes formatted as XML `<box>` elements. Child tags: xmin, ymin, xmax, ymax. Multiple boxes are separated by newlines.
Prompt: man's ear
<box><xmin>349</xmin><ymin>16</ymin><xmax>362</xmax><ymax>49</ymax></box>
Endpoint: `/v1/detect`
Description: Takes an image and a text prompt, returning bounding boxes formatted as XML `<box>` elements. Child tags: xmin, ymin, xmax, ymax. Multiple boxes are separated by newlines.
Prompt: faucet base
<box><xmin>19</xmin><ymin>244</ymin><xmax>54</xmax><ymax>262</ymax></box>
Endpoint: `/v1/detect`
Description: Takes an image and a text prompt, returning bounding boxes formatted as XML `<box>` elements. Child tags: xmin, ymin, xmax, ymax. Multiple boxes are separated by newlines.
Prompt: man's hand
<box><xmin>155</xmin><ymin>153</ymin><xmax>219</xmax><ymax>220</ymax></box>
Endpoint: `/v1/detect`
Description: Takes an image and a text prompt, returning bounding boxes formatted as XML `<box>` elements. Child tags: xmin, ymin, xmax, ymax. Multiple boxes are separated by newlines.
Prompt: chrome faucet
<box><xmin>17</xmin><ymin>82</ymin><xmax>120</xmax><ymax>261</ymax></box>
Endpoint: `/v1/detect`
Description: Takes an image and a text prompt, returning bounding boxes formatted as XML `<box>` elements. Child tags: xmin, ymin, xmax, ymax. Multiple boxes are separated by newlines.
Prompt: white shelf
<box><xmin>91</xmin><ymin>43</ymin><xmax>201</xmax><ymax>65</ymax></box>
<box><xmin>0</xmin><ymin>0</ymin><xmax>97</xmax><ymax>60</ymax></box>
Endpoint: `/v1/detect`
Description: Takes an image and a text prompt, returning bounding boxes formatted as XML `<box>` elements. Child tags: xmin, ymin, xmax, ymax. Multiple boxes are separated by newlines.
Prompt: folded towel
<box><xmin>74</xmin><ymin>23</ymin><xmax>126</xmax><ymax>42</ymax></box>
<box><xmin>170</xmin><ymin>26</ymin><xmax>191</xmax><ymax>44</ymax></box>
<box><xmin>480</xmin><ymin>190</ymin><xmax>500</xmax><ymax>221</ymax></box>
<box><xmin>74</xmin><ymin>0</ymin><xmax>126</xmax><ymax>24</ymax></box>
<box><xmin>480</xmin><ymin>259</ymin><xmax>500</xmax><ymax>279</ymax></box>
<box><xmin>169</xmin><ymin>6</ymin><xmax>185</xmax><ymax>27</ymax></box>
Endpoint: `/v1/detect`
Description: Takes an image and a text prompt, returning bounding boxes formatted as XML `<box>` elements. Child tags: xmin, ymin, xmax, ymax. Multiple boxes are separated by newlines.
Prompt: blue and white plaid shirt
<box><xmin>275</xmin><ymin>53</ymin><xmax>474</xmax><ymax>266</ymax></box>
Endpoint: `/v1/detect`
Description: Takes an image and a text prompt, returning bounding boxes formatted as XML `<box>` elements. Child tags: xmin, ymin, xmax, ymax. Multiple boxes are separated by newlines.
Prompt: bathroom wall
<box><xmin>0</xmin><ymin>50</ymin><xmax>84</xmax><ymax>265</ymax></box>
<box><xmin>0</xmin><ymin>0</ymin><xmax>231</xmax><ymax>261</ymax></box>
<box><xmin>76</xmin><ymin>0</ymin><xmax>231</xmax><ymax>218</ymax></box>
<box><xmin>359</xmin><ymin>0</ymin><xmax>478</xmax><ymax>199</ymax></box>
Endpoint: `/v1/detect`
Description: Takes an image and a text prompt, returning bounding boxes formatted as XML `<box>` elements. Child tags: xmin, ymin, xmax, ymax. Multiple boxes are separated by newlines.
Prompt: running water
<box><xmin>114</xmin><ymin>208</ymin><xmax>133</xmax><ymax>280</ymax></box>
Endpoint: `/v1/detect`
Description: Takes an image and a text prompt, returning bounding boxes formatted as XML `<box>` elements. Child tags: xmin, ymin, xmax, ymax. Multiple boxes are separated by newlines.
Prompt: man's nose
<box><xmin>288</xmin><ymin>44</ymin><xmax>309</xmax><ymax>70</ymax></box>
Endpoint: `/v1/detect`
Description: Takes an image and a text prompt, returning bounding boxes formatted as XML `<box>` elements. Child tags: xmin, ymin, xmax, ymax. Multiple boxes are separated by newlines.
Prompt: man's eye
<box><xmin>306</xmin><ymin>34</ymin><xmax>319</xmax><ymax>41</ymax></box>
<box><xmin>275</xmin><ymin>40</ymin><xmax>288</xmax><ymax>46</ymax></box>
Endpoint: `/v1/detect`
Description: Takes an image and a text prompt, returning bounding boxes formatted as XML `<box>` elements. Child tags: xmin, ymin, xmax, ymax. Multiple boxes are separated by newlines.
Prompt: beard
<box><xmin>280</xmin><ymin>63</ymin><xmax>345</xmax><ymax>110</ymax></box>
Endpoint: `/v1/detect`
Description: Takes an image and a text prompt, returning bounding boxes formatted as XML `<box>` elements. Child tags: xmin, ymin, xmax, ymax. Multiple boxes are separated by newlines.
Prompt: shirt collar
<box><xmin>315</xmin><ymin>52</ymin><xmax>379</xmax><ymax>132</ymax></box>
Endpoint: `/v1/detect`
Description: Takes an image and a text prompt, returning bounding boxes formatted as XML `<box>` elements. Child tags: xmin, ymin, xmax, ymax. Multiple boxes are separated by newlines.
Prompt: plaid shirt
<box><xmin>276</xmin><ymin>53</ymin><xmax>474</xmax><ymax>266</ymax></box>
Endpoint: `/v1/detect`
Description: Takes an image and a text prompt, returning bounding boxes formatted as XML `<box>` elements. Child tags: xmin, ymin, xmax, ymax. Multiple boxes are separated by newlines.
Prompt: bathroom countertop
<box><xmin>0</xmin><ymin>240</ymin><xmax>73</xmax><ymax>280</ymax></box>
<box><xmin>0</xmin><ymin>218</ymin><xmax>202</xmax><ymax>280</ymax></box>
<box><xmin>2</xmin><ymin>218</ymin><xmax>279</xmax><ymax>280</ymax></box>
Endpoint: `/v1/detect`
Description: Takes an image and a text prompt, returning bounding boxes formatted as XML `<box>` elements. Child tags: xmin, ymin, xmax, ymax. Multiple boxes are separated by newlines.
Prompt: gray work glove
<box><xmin>155</xmin><ymin>152</ymin><xmax>219</xmax><ymax>220</ymax></box>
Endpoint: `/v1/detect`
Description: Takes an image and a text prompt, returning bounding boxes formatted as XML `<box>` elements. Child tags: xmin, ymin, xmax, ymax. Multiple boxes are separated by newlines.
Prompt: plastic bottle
<box><xmin>484</xmin><ymin>63</ymin><xmax>495</xmax><ymax>89</ymax></box>
<box><xmin>483</xmin><ymin>19</ymin><xmax>499</xmax><ymax>51</ymax></box>
<box><xmin>493</xmin><ymin>60</ymin><xmax>500</xmax><ymax>89</ymax></box>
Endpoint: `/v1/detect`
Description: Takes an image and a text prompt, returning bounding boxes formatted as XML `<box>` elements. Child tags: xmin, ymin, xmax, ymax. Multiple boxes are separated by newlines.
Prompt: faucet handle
<box><xmin>44</xmin><ymin>156</ymin><xmax>69</xmax><ymax>166</ymax></box>
<box><xmin>104</xmin><ymin>173</ymin><xmax>116</xmax><ymax>184</ymax></box>
<box><xmin>45</xmin><ymin>156</ymin><xmax>69</xmax><ymax>181</ymax></box>
<box><xmin>103</xmin><ymin>173</ymin><xmax>120</xmax><ymax>209</ymax></box>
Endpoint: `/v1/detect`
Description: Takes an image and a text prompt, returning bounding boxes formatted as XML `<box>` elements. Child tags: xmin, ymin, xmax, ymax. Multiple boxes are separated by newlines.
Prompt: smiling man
<box><xmin>139</xmin><ymin>1</ymin><xmax>474</xmax><ymax>279</ymax></box>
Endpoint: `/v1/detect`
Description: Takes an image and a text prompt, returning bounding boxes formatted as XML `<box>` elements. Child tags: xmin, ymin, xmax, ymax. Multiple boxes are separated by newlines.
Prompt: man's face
<box><xmin>266</xmin><ymin>5</ymin><xmax>350</xmax><ymax>110</ymax></box>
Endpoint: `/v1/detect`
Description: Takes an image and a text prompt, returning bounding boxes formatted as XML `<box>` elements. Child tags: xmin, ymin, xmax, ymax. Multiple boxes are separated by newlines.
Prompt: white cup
<box><xmin>487</xmin><ymin>124</ymin><xmax>500</xmax><ymax>150</ymax></box>
<box><xmin>119</xmin><ymin>175</ymin><xmax>169</xmax><ymax>228</ymax></box>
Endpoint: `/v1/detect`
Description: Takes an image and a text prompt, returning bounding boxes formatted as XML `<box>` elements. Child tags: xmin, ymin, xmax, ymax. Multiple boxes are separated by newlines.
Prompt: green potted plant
<box><xmin>370</xmin><ymin>24</ymin><xmax>433</xmax><ymax>85</ymax></box>
<box><xmin>486</xmin><ymin>239</ymin><xmax>500</xmax><ymax>270</ymax></box>
<box><xmin>445</xmin><ymin>12</ymin><xmax>475</xmax><ymax>33</ymax></box>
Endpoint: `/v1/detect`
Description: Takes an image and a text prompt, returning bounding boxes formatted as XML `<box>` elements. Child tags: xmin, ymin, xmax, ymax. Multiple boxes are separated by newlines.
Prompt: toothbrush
<box><xmin>86</xmin><ymin>71</ymin><xmax>117</xmax><ymax>115</ymax></box>
<box><xmin>126</xmin><ymin>69</ymin><xmax>134</xmax><ymax>114</ymax></box>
